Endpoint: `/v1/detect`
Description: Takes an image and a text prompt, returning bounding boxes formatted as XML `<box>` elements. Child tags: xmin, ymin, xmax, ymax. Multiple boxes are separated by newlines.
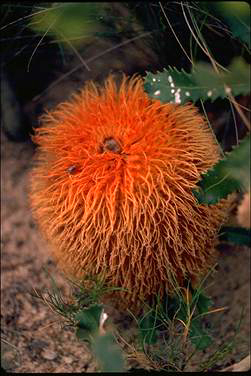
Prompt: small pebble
<box><xmin>63</xmin><ymin>356</ymin><xmax>73</xmax><ymax>364</ymax></box>
<box><xmin>41</xmin><ymin>349</ymin><xmax>57</xmax><ymax>360</ymax></box>
<box><xmin>30</xmin><ymin>339</ymin><xmax>48</xmax><ymax>350</ymax></box>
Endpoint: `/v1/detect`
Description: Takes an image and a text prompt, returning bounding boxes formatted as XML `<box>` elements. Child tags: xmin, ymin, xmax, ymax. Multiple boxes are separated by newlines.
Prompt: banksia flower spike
<box><xmin>30</xmin><ymin>75</ymin><xmax>231</xmax><ymax>310</ymax></box>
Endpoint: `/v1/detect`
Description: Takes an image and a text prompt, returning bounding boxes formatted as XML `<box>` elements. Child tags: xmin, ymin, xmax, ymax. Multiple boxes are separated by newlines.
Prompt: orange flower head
<box><xmin>30</xmin><ymin>75</ymin><xmax>230</xmax><ymax>309</ymax></box>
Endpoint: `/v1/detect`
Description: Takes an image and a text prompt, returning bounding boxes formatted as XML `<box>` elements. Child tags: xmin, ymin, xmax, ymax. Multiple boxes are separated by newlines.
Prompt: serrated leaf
<box><xmin>193</xmin><ymin>176</ymin><xmax>241</xmax><ymax>206</ymax></box>
<box><xmin>193</xmin><ymin>134</ymin><xmax>250</xmax><ymax>205</ymax></box>
<box><xmin>224</xmin><ymin>58</ymin><xmax>251</xmax><ymax>97</ymax></box>
<box><xmin>92</xmin><ymin>333</ymin><xmax>124</xmax><ymax>372</ymax></box>
<box><xmin>189</xmin><ymin>319</ymin><xmax>213</xmax><ymax>350</ymax></box>
<box><xmin>75</xmin><ymin>304</ymin><xmax>103</xmax><ymax>341</ymax></box>
<box><xmin>193</xmin><ymin>290</ymin><xmax>213</xmax><ymax>315</ymax></box>
<box><xmin>144</xmin><ymin>66</ymin><xmax>201</xmax><ymax>103</ymax></box>
<box><xmin>219</xmin><ymin>226</ymin><xmax>251</xmax><ymax>247</ymax></box>
<box><xmin>144</xmin><ymin>57</ymin><xmax>250</xmax><ymax>104</ymax></box>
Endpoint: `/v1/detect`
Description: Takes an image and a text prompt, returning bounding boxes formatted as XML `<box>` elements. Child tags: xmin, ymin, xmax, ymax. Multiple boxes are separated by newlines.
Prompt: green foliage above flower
<box><xmin>29</xmin><ymin>3</ymin><xmax>105</xmax><ymax>46</ymax></box>
<box><xmin>144</xmin><ymin>57</ymin><xmax>250</xmax><ymax>104</ymax></box>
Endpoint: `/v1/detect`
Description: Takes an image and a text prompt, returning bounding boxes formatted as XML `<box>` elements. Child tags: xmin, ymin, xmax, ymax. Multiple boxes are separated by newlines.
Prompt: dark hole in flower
<box><xmin>100</xmin><ymin>137</ymin><xmax>122</xmax><ymax>154</ymax></box>
<box><xmin>66</xmin><ymin>165</ymin><xmax>77</xmax><ymax>174</ymax></box>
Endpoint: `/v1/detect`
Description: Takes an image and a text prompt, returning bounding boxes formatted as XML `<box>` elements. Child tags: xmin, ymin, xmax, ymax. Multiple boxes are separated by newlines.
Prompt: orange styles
<box><xmin>30</xmin><ymin>75</ymin><xmax>230</xmax><ymax>308</ymax></box>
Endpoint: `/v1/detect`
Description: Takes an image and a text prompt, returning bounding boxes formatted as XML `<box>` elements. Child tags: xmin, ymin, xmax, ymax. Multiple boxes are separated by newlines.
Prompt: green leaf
<box><xmin>164</xmin><ymin>293</ymin><xmax>185</xmax><ymax>321</ymax></box>
<box><xmin>224</xmin><ymin>58</ymin><xmax>251</xmax><ymax>98</ymax></box>
<box><xmin>144</xmin><ymin>57</ymin><xmax>250</xmax><ymax>104</ymax></box>
<box><xmin>193</xmin><ymin>134</ymin><xmax>250</xmax><ymax>205</ymax></box>
<box><xmin>76</xmin><ymin>327</ymin><xmax>92</xmax><ymax>341</ymax></box>
<box><xmin>75</xmin><ymin>304</ymin><xmax>124</xmax><ymax>371</ymax></box>
<box><xmin>75</xmin><ymin>304</ymin><xmax>103</xmax><ymax>341</ymax></box>
<box><xmin>139</xmin><ymin>310</ymin><xmax>158</xmax><ymax>345</ymax></box>
<box><xmin>29</xmin><ymin>3</ymin><xmax>104</xmax><ymax>46</ymax></box>
<box><xmin>193</xmin><ymin>176</ymin><xmax>241</xmax><ymax>206</ymax></box>
<box><xmin>193</xmin><ymin>290</ymin><xmax>213</xmax><ymax>315</ymax></box>
<box><xmin>219</xmin><ymin>226</ymin><xmax>251</xmax><ymax>247</ymax></box>
<box><xmin>144</xmin><ymin>66</ymin><xmax>200</xmax><ymax>104</ymax></box>
<box><xmin>92</xmin><ymin>333</ymin><xmax>125</xmax><ymax>372</ymax></box>
<box><xmin>189</xmin><ymin>319</ymin><xmax>213</xmax><ymax>350</ymax></box>
<box><xmin>201</xmin><ymin>2</ymin><xmax>251</xmax><ymax>48</ymax></box>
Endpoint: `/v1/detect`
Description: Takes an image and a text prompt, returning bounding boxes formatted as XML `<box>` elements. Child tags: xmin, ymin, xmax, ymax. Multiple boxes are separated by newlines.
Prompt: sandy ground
<box><xmin>1</xmin><ymin>129</ymin><xmax>250</xmax><ymax>372</ymax></box>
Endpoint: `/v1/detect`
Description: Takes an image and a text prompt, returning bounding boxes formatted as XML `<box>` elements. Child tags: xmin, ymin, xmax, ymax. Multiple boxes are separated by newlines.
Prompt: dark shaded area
<box><xmin>1</xmin><ymin>2</ymin><xmax>249</xmax><ymax>145</ymax></box>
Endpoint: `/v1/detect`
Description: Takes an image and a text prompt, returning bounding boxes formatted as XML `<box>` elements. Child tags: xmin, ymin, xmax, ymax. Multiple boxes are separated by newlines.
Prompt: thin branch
<box><xmin>227</xmin><ymin>91</ymin><xmax>250</xmax><ymax>131</ymax></box>
<box><xmin>58</xmin><ymin>31</ymin><xmax>91</xmax><ymax>71</ymax></box>
<box><xmin>27</xmin><ymin>13</ymin><xmax>59</xmax><ymax>72</ymax></box>
<box><xmin>0</xmin><ymin>4</ymin><xmax>66</xmax><ymax>31</ymax></box>
<box><xmin>180</xmin><ymin>2</ymin><xmax>228</xmax><ymax>74</ymax></box>
<box><xmin>159</xmin><ymin>1</ymin><xmax>193</xmax><ymax>65</ymax></box>
<box><xmin>228</xmin><ymin>97</ymin><xmax>239</xmax><ymax>145</ymax></box>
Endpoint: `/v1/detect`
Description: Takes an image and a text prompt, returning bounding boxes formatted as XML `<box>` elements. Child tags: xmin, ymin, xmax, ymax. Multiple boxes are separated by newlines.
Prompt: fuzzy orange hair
<box><xmin>30</xmin><ymin>75</ymin><xmax>230</xmax><ymax>309</ymax></box>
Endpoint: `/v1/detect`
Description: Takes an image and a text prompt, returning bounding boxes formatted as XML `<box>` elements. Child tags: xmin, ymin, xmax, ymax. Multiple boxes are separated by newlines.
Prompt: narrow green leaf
<box><xmin>172</xmin><ymin>292</ymin><xmax>212</xmax><ymax>350</ymax></box>
<box><xmin>193</xmin><ymin>134</ymin><xmax>250</xmax><ymax>205</ymax></box>
<box><xmin>139</xmin><ymin>311</ymin><xmax>158</xmax><ymax>345</ymax></box>
<box><xmin>219</xmin><ymin>226</ymin><xmax>251</xmax><ymax>247</ymax></box>
<box><xmin>164</xmin><ymin>292</ymin><xmax>212</xmax><ymax>350</ymax></box>
<box><xmin>144</xmin><ymin>58</ymin><xmax>250</xmax><ymax>104</ymax></box>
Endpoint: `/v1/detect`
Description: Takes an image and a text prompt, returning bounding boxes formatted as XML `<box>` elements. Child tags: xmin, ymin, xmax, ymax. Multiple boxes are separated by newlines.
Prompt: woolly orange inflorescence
<box><xmin>30</xmin><ymin>75</ymin><xmax>231</xmax><ymax>309</ymax></box>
